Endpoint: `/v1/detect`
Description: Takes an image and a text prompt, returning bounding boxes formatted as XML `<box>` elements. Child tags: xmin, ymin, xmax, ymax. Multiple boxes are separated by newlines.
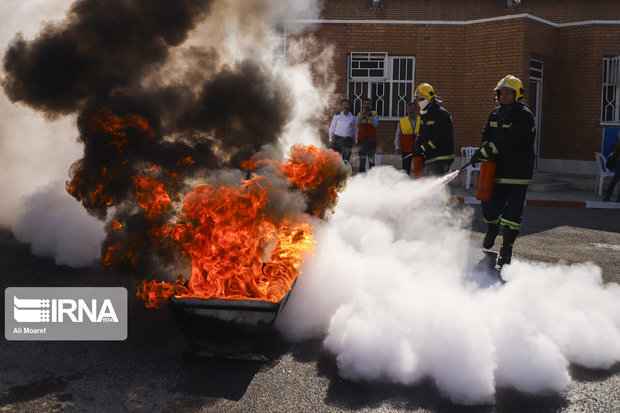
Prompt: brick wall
<box><xmin>288</xmin><ymin>2</ymin><xmax>620</xmax><ymax>161</ymax></box>
<box><xmin>543</xmin><ymin>25</ymin><xmax>620</xmax><ymax>160</ymax></box>
<box><xmin>320</xmin><ymin>0</ymin><xmax>620</xmax><ymax>24</ymax></box>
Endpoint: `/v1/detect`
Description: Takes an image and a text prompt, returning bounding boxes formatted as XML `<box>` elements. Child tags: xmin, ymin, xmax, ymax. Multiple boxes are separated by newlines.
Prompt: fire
<box><xmin>109</xmin><ymin>220</ymin><xmax>123</xmax><ymax>230</ymax></box>
<box><xmin>132</xmin><ymin>175</ymin><xmax>171</xmax><ymax>219</ymax></box>
<box><xmin>66</xmin><ymin>165</ymin><xmax>118</xmax><ymax>209</ymax></box>
<box><xmin>139</xmin><ymin>176</ymin><xmax>316</xmax><ymax>307</ymax></box>
<box><xmin>136</xmin><ymin>144</ymin><xmax>346</xmax><ymax>308</ymax></box>
<box><xmin>79</xmin><ymin>106</ymin><xmax>155</xmax><ymax>151</ymax></box>
<box><xmin>67</xmin><ymin>106</ymin><xmax>156</xmax><ymax>213</ymax></box>
<box><xmin>137</xmin><ymin>277</ymin><xmax>190</xmax><ymax>309</ymax></box>
<box><xmin>66</xmin><ymin>107</ymin><xmax>346</xmax><ymax>310</ymax></box>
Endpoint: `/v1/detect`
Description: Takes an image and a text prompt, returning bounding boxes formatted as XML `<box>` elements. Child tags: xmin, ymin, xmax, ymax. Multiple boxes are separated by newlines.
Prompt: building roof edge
<box><xmin>288</xmin><ymin>14</ymin><xmax>620</xmax><ymax>28</ymax></box>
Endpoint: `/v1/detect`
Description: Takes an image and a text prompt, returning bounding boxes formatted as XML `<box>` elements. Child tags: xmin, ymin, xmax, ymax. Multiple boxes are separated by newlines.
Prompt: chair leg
<box><xmin>594</xmin><ymin>174</ymin><xmax>598</xmax><ymax>193</ymax></box>
<box><xmin>465</xmin><ymin>171</ymin><xmax>471</xmax><ymax>189</ymax></box>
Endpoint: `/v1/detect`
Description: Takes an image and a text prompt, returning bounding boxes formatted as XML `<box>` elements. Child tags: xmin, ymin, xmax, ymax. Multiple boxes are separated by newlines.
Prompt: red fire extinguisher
<box><xmin>476</xmin><ymin>160</ymin><xmax>496</xmax><ymax>201</ymax></box>
<box><xmin>413</xmin><ymin>156</ymin><xmax>424</xmax><ymax>179</ymax></box>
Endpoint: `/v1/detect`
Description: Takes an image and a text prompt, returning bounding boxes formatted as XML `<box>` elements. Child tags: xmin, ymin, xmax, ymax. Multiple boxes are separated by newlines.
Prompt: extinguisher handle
<box><xmin>458</xmin><ymin>159</ymin><xmax>474</xmax><ymax>172</ymax></box>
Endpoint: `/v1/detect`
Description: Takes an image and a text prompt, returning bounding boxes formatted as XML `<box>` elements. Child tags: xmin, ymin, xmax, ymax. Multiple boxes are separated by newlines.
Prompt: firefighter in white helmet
<box><xmin>472</xmin><ymin>75</ymin><xmax>536</xmax><ymax>267</ymax></box>
<box><xmin>411</xmin><ymin>83</ymin><xmax>455</xmax><ymax>176</ymax></box>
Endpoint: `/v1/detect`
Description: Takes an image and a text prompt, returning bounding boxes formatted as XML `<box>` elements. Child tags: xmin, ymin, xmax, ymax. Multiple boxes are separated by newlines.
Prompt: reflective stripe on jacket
<box><xmin>481</xmin><ymin>102</ymin><xmax>536</xmax><ymax>182</ymax></box>
<box><xmin>399</xmin><ymin>116</ymin><xmax>420</xmax><ymax>153</ymax></box>
<box><xmin>416</xmin><ymin>102</ymin><xmax>455</xmax><ymax>164</ymax></box>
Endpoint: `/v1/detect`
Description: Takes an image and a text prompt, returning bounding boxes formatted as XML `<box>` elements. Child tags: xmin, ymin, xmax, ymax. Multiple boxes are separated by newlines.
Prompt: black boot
<box><xmin>497</xmin><ymin>245</ymin><xmax>513</xmax><ymax>267</ymax></box>
<box><xmin>483</xmin><ymin>223</ymin><xmax>500</xmax><ymax>249</ymax></box>
<box><xmin>497</xmin><ymin>228</ymin><xmax>519</xmax><ymax>267</ymax></box>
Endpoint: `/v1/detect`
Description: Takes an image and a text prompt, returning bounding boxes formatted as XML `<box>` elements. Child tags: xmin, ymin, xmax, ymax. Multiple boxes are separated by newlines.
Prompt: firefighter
<box><xmin>472</xmin><ymin>75</ymin><xmax>536</xmax><ymax>267</ymax></box>
<box><xmin>355</xmin><ymin>98</ymin><xmax>379</xmax><ymax>172</ymax></box>
<box><xmin>411</xmin><ymin>83</ymin><xmax>455</xmax><ymax>176</ymax></box>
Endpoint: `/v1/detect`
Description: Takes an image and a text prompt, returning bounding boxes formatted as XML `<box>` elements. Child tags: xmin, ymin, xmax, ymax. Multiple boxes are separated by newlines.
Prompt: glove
<box><xmin>411</xmin><ymin>146</ymin><xmax>424</xmax><ymax>158</ymax></box>
<box><xmin>470</xmin><ymin>149</ymin><xmax>485</xmax><ymax>166</ymax></box>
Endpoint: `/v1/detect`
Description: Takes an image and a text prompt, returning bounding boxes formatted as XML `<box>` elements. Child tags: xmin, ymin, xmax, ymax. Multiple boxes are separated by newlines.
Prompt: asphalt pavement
<box><xmin>1</xmin><ymin>199</ymin><xmax>619</xmax><ymax>413</ymax></box>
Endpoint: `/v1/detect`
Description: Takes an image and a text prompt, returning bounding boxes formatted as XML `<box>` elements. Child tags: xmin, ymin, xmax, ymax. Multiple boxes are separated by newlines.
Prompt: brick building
<box><xmin>288</xmin><ymin>0</ymin><xmax>620</xmax><ymax>187</ymax></box>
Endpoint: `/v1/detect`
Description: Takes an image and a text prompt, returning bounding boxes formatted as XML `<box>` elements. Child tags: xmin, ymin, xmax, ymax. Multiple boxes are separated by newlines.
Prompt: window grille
<box><xmin>347</xmin><ymin>55</ymin><xmax>415</xmax><ymax>119</ymax></box>
<box><xmin>530</xmin><ymin>59</ymin><xmax>543</xmax><ymax>81</ymax></box>
<box><xmin>602</xmin><ymin>56</ymin><xmax>620</xmax><ymax>124</ymax></box>
<box><xmin>349</xmin><ymin>52</ymin><xmax>387</xmax><ymax>79</ymax></box>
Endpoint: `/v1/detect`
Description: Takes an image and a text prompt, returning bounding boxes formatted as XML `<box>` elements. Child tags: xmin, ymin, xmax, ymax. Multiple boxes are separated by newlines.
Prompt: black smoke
<box><xmin>1</xmin><ymin>0</ymin><xmax>301</xmax><ymax>273</ymax></box>
<box><xmin>2</xmin><ymin>0</ymin><xmax>213</xmax><ymax>116</ymax></box>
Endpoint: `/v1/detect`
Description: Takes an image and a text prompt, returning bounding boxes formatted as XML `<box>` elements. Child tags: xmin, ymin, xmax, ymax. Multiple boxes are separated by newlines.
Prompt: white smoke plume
<box><xmin>0</xmin><ymin>0</ymin><xmax>79</xmax><ymax>227</ymax></box>
<box><xmin>12</xmin><ymin>181</ymin><xmax>105</xmax><ymax>267</ymax></box>
<box><xmin>277</xmin><ymin>167</ymin><xmax>620</xmax><ymax>405</ymax></box>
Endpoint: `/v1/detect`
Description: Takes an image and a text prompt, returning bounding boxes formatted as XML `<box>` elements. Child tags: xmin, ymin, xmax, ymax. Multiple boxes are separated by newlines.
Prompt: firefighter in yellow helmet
<box><xmin>472</xmin><ymin>75</ymin><xmax>536</xmax><ymax>267</ymax></box>
<box><xmin>411</xmin><ymin>83</ymin><xmax>455</xmax><ymax>176</ymax></box>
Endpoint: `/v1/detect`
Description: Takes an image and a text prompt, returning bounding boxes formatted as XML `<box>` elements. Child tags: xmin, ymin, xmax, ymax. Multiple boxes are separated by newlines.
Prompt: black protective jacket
<box><xmin>481</xmin><ymin>102</ymin><xmax>536</xmax><ymax>183</ymax></box>
<box><xmin>415</xmin><ymin>102</ymin><xmax>455</xmax><ymax>164</ymax></box>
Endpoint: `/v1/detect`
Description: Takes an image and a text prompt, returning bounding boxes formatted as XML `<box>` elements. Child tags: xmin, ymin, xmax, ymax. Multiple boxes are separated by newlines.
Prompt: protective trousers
<box><xmin>481</xmin><ymin>183</ymin><xmax>528</xmax><ymax>246</ymax></box>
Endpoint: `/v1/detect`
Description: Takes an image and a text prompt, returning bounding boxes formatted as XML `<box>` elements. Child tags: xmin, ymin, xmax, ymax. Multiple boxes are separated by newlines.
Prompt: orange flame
<box><xmin>109</xmin><ymin>220</ymin><xmax>123</xmax><ymax>231</ymax></box>
<box><xmin>137</xmin><ymin>278</ymin><xmax>190</xmax><ymax>309</ymax></box>
<box><xmin>132</xmin><ymin>175</ymin><xmax>171</xmax><ymax>219</ymax></box>
<box><xmin>135</xmin><ymin>145</ymin><xmax>343</xmax><ymax>307</ymax></box>
<box><xmin>79</xmin><ymin>106</ymin><xmax>155</xmax><ymax>151</ymax></box>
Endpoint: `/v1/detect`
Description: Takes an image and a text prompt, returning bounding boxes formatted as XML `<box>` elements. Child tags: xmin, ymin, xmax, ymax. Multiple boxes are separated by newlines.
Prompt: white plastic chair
<box><xmin>595</xmin><ymin>152</ymin><xmax>615</xmax><ymax>195</ymax></box>
<box><xmin>461</xmin><ymin>146</ymin><xmax>481</xmax><ymax>189</ymax></box>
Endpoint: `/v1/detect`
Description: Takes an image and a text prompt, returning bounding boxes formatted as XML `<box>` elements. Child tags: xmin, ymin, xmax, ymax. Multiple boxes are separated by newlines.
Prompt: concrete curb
<box><xmin>454</xmin><ymin>197</ymin><xmax>620</xmax><ymax>209</ymax></box>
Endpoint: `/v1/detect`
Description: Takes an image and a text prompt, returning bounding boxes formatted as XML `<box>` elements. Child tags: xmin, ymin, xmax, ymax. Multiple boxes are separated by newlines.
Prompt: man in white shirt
<box><xmin>328</xmin><ymin>99</ymin><xmax>356</xmax><ymax>162</ymax></box>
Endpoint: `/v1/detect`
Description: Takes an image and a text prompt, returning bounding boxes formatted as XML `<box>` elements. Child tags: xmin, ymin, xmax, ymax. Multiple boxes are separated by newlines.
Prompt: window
<box><xmin>602</xmin><ymin>56</ymin><xmax>620</xmax><ymax>124</ymax></box>
<box><xmin>349</xmin><ymin>52</ymin><xmax>387</xmax><ymax>79</ymax></box>
<box><xmin>347</xmin><ymin>54</ymin><xmax>415</xmax><ymax>119</ymax></box>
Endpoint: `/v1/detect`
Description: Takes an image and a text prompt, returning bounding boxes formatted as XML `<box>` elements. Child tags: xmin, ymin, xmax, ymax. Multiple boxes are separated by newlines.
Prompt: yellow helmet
<box><xmin>414</xmin><ymin>83</ymin><xmax>439</xmax><ymax>102</ymax></box>
<box><xmin>494</xmin><ymin>75</ymin><xmax>524</xmax><ymax>102</ymax></box>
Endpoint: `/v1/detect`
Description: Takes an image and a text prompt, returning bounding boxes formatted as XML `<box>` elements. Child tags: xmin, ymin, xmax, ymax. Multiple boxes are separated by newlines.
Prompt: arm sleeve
<box><xmin>354</xmin><ymin>115</ymin><xmax>361</xmax><ymax>144</ymax></box>
<box><xmin>428</xmin><ymin>110</ymin><xmax>453</xmax><ymax>149</ymax></box>
<box><xmin>394</xmin><ymin>122</ymin><xmax>402</xmax><ymax>150</ymax></box>
<box><xmin>328</xmin><ymin>115</ymin><xmax>337</xmax><ymax>142</ymax></box>
<box><xmin>481</xmin><ymin>115</ymin><xmax>492</xmax><ymax>145</ymax></box>
<box><xmin>613</xmin><ymin>136</ymin><xmax>620</xmax><ymax>157</ymax></box>
<box><xmin>370</xmin><ymin>114</ymin><xmax>379</xmax><ymax>128</ymax></box>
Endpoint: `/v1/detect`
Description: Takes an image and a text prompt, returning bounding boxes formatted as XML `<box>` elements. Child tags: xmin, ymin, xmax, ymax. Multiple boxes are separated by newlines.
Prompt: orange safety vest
<box><xmin>357</xmin><ymin>111</ymin><xmax>378</xmax><ymax>141</ymax></box>
<box><xmin>399</xmin><ymin>115</ymin><xmax>420</xmax><ymax>153</ymax></box>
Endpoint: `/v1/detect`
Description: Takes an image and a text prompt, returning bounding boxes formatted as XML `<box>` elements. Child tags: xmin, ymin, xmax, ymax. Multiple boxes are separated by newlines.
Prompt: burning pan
<box><xmin>168</xmin><ymin>287</ymin><xmax>293</xmax><ymax>355</ymax></box>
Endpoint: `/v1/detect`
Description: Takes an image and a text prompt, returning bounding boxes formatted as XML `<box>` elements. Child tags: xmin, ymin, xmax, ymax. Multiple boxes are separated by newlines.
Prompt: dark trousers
<box><xmin>424</xmin><ymin>159</ymin><xmax>453</xmax><ymax>177</ymax></box>
<box><xmin>402</xmin><ymin>153</ymin><xmax>413</xmax><ymax>176</ymax></box>
<box><xmin>358</xmin><ymin>140</ymin><xmax>377</xmax><ymax>172</ymax></box>
<box><xmin>604</xmin><ymin>159</ymin><xmax>620</xmax><ymax>200</ymax></box>
<box><xmin>481</xmin><ymin>183</ymin><xmax>528</xmax><ymax>232</ymax></box>
<box><xmin>333</xmin><ymin>135</ymin><xmax>353</xmax><ymax>162</ymax></box>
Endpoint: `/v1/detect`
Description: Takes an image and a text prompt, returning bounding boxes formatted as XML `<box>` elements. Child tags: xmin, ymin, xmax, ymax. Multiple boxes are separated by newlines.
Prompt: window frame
<box><xmin>601</xmin><ymin>56</ymin><xmax>620</xmax><ymax>125</ymax></box>
<box><xmin>347</xmin><ymin>54</ymin><xmax>416</xmax><ymax>121</ymax></box>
